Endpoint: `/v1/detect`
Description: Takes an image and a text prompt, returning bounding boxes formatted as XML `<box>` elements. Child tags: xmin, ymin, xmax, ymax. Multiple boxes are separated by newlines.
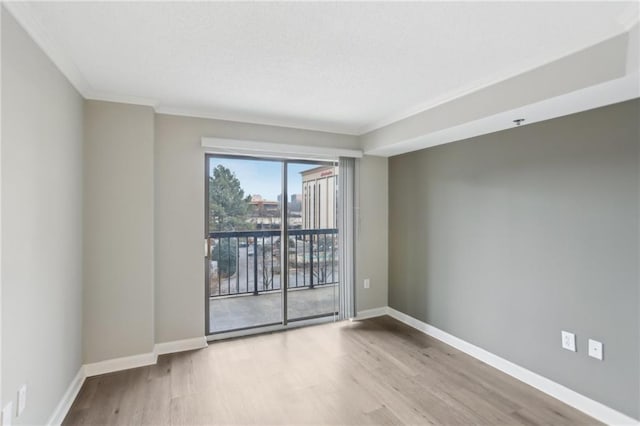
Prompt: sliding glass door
<box><xmin>286</xmin><ymin>162</ymin><xmax>339</xmax><ymax>322</ymax></box>
<box><xmin>205</xmin><ymin>155</ymin><xmax>339</xmax><ymax>336</ymax></box>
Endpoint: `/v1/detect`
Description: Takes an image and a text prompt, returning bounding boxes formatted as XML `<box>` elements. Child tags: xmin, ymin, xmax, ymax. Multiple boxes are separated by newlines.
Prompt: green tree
<box><xmin>212</xmin><ymin>238</ymin><xmax>238</xmax><ymax>279</ymax></box>
<box><xmin>209</xmin><ymin>165</ymin><xmax>249</xmax><ymax>231</ymax></box>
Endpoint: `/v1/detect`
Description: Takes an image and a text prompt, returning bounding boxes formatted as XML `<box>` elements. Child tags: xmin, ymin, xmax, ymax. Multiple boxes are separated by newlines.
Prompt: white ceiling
<box><xmin>9</xmin><ymin>1</ymin><xmax>638</xmax><ymax>135</ymax></box>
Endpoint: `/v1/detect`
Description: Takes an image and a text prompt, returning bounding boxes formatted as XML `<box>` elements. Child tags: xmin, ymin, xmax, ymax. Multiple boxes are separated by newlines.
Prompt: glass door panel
<box><xmin>206</xmin><ymin>156</ymin><xmax>282</xmax><ymax>334</ymax></box>
<box><xmin>286</xmin><ymin>161</ymin><xmax>339</xmax><ymax>322</ymax></box>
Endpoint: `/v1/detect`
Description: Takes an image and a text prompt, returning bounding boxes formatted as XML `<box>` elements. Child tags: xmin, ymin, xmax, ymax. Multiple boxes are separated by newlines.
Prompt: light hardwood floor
<box><xmin>63</xmin><ymin>316</ymin><xmax>599</xmax><ymax>425</ymax></box>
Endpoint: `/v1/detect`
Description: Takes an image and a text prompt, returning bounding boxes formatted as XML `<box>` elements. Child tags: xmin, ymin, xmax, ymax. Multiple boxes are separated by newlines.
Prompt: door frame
<box><xmin>204</xmin><ymin>153</ymin><xmax>337</xmax><ymax>338</ymax></box>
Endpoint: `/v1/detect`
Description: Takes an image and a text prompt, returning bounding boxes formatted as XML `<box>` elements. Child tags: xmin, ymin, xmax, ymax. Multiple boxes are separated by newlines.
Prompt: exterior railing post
<box><xmin>253</xmin><ymin>237</ymin><xmax>259</xmax><ymax>295</ymax></box>
<box><xmin>309</xmin><ymin>235</ymin><xmax>314</xmax><ymax>289</ymax></box>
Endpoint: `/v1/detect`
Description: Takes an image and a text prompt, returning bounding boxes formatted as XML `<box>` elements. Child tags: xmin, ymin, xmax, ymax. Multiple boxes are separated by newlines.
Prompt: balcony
<box><xmin>208</xmin><ymin>228</ymin><xmax>339</xmax><ymax>333</ymax></box>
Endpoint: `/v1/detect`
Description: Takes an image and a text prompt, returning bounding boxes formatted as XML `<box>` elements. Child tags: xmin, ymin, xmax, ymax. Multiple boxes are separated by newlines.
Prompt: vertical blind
<box><xmin>338</xmin><ymin>157</ymin><xmax>355</xmax><ymax>319</ymax></box>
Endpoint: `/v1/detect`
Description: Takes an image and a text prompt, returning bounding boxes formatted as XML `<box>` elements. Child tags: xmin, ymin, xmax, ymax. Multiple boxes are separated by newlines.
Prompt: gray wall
<box><xmin>1</xmin><ymin>9</ymin><xmax>84</xmax><ymax>425</ymax></box>
<box><xmin>154</xmin><ymin>114</ymin><xmax>387</xmax><ymax>343</ymax></box>
<box><xmin>388</xmin><ymin>99</ymin><xmax>640</xmax><ymax>419</ymax></box>
<box><xmin>83</xmin><ymin>101</ymin><xmax>155</xmax><ymax>363</ymax></box>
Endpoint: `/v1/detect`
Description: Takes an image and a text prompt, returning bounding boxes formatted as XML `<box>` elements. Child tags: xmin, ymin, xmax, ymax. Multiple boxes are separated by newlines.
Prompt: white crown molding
<box><xmin>3</xmin><ymin>1</ymin><xmax>91</xmax><ymax>97</ymax></box>
<box><xmin>156</xmin><ymin>105</ymin><xmax>359</xmax><ymax>136</ymax></box>
<box><xmin>46</xmin><ymin>368</ymin><xmax>85</xmax><ymax>426</ymax></box>
<box><xmin>154</xmin><ymin>337</ymin><xmax>208</xmax><ymax>356</ymax></box>
<box><xmin>358</xmin><ymin>25</ymin><xmax>636</xmax><ymax>135</ymax></box>
<box><xmin>86</xmin><ymin>91</ymin><xmax>159</xmax><ymax>108</ymax></box>
<box><xmin>385</xmin><ymin>307</ymin><xmax>640</xmax><ymax>426</ymax></box>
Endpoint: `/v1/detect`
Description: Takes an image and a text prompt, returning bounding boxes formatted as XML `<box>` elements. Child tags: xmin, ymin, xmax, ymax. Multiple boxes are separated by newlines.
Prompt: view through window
<box><xmin>206</xmin><ymin>156</ymin><xmax>339</xmax><ymax>334</ymax></box>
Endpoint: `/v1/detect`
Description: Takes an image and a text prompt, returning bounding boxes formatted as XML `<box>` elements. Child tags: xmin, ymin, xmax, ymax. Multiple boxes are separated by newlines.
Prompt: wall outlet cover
<box><xmin>364</xmin><ymin>278</ymin><xmax>370</xmax><ymax>289</ymax></box>
<box><xmin>561</xmin><ymin>331</ymin><xmax>576</xmax><ymax>352</ymax></box>
<box><xmin>588</xmin><ymin>339</ymin><xmax>604</xmax><ymax>360</ymax></box>
<box><xmin>2</xmin><ymin>402</ymin><xmax>13</xmax><ymax>426</ymax></box>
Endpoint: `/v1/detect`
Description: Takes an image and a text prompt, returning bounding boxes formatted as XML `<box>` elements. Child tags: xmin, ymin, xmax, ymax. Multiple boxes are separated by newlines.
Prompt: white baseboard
<box><xmin>385</xmin><ymin>307</ymin><xmax>639</xmax><ymax>426</ymax></box>
<box><xmin>47</xmin><ymin>368</ymin><xmax>85</xmax><ymax>426</ymax></box>
<box><xmin>53</xmin><ymin>315</ymin><xmax>639</xmax><ymax>426</ymax></box>
<box><xmin>83</xmin><ymin>351</ymin><xmax>157</xmax><ymax>377</ymax></box>
<box><xmin>83</xmin><ymin>336</ymin><xmax>209</xmax><ymax>378</ymax></box>
<box><xmin>155</xmin><ymin>336</ymin><xmax>208</xmax><ymax>355</ymax></box>
<box><xmin>355</xmin><ymin>307</ymin><xmax>388</xmax><ymax>320</ymax></box>
<box><xmin>51</xmin><ymin>336</ymin><xmax>208</xmax><ymax>423</ymax></box>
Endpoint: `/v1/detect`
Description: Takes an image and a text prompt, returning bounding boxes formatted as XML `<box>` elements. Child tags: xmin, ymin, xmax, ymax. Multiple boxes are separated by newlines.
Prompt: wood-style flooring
<box><xmin>63</xmin><ymin>316</ymin><xmax>599</xmax><ymax>425</ymax></box>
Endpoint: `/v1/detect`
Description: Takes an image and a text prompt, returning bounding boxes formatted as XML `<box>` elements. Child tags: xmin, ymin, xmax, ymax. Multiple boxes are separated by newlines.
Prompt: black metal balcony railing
<box><xmin>208</xmin><ymin>228</ymin><xmax>338</xmax><ymax>297</ymax></box>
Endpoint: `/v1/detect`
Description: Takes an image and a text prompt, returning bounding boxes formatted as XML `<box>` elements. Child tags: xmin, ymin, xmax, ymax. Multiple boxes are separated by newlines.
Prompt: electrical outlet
<box><xmin>2</xmin><ymin>401</ymin><xmax>13</xmax><ymax>426</ymax></box>
<box><xmin>17</xmin><ymin>385</ymin><xmax>27</xmax><ymax>417</ymax></box>
<box><xmin>588</xmin><ymin>339</ymin><xmax>603</xmax><ymax>360</ymax></box>
<box><xmin>561</xmin><ymin>331</ymin><xmax>576</xmax><ymax>352</ymax></box>
<box><xmin>364</xmin><ymin>278</ymin><xmax>370</xmax><ymax>289</ymax></box>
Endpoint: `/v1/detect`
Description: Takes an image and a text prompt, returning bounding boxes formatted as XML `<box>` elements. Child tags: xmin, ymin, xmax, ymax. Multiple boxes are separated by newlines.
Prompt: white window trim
<box><xmin>201</xmin><ymin>137</ymin><xmax>363</xmax><ymax>161</ymax></box>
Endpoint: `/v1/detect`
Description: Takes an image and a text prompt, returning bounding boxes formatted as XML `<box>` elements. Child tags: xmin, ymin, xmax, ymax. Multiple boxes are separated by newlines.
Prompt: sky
<box><xmin>208</xmin><ymin>157</ymin><xmax>329</xmax><ymax>201</ymax></box>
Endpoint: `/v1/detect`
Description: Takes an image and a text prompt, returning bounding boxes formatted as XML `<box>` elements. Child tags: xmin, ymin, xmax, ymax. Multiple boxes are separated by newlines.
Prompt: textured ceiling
<box><xmin>18</xmin><ymin>1</ymin><xmax>638</xmax><ymax>134</ymax></box>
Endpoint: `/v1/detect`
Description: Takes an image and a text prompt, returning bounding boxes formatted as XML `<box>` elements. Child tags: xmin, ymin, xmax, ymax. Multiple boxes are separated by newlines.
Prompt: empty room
<box><xmin>1</xmin><ymin>1</ymin><xmax>639</xmax><ymax>425</ymax></box>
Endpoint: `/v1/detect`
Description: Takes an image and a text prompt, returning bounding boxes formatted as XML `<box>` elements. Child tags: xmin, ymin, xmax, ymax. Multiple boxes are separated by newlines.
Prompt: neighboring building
<box><xmin>289</xmin><ymin>193</ymin><xmax>302</xmax><ymax>219</ymax></box>
<box><xmin>246</xmin><ymin>194</ymin><xmax>305</xmax><ymax>229</ymax></box>
<box><xmin>248</xmin><ymin>194</ymin><xmax>279</xmax><ymax>213</ymax></box>
<box><xmin>301</xmin><ymin>166</ymin><xmax>338</xmax><ymax>229</ymax></box>
<box><xmin>248</xmin><ymin>194</ymin><xmax>280</xmax><ymax>229</ymax></box>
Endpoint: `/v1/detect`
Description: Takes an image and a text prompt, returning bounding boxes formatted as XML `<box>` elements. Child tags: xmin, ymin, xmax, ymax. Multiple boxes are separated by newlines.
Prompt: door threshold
<box><xmin>207</xmin><ymin>315</ymin><xmax>338</xmax><ymax>341</ymax></box>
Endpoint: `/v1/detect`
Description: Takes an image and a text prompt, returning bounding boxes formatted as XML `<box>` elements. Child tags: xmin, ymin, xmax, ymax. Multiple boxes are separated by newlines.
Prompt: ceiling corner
<box><xmin>4</xmin><ymin>1</ymin><xmax>92</xmax><ymax>97</ymax></box>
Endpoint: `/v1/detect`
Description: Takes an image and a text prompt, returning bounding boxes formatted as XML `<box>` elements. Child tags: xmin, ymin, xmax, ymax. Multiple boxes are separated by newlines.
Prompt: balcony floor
<box><xmin>209</xmin><ymin>284</ymin><xmax>338</xmax><ymax>333</ymax></box>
